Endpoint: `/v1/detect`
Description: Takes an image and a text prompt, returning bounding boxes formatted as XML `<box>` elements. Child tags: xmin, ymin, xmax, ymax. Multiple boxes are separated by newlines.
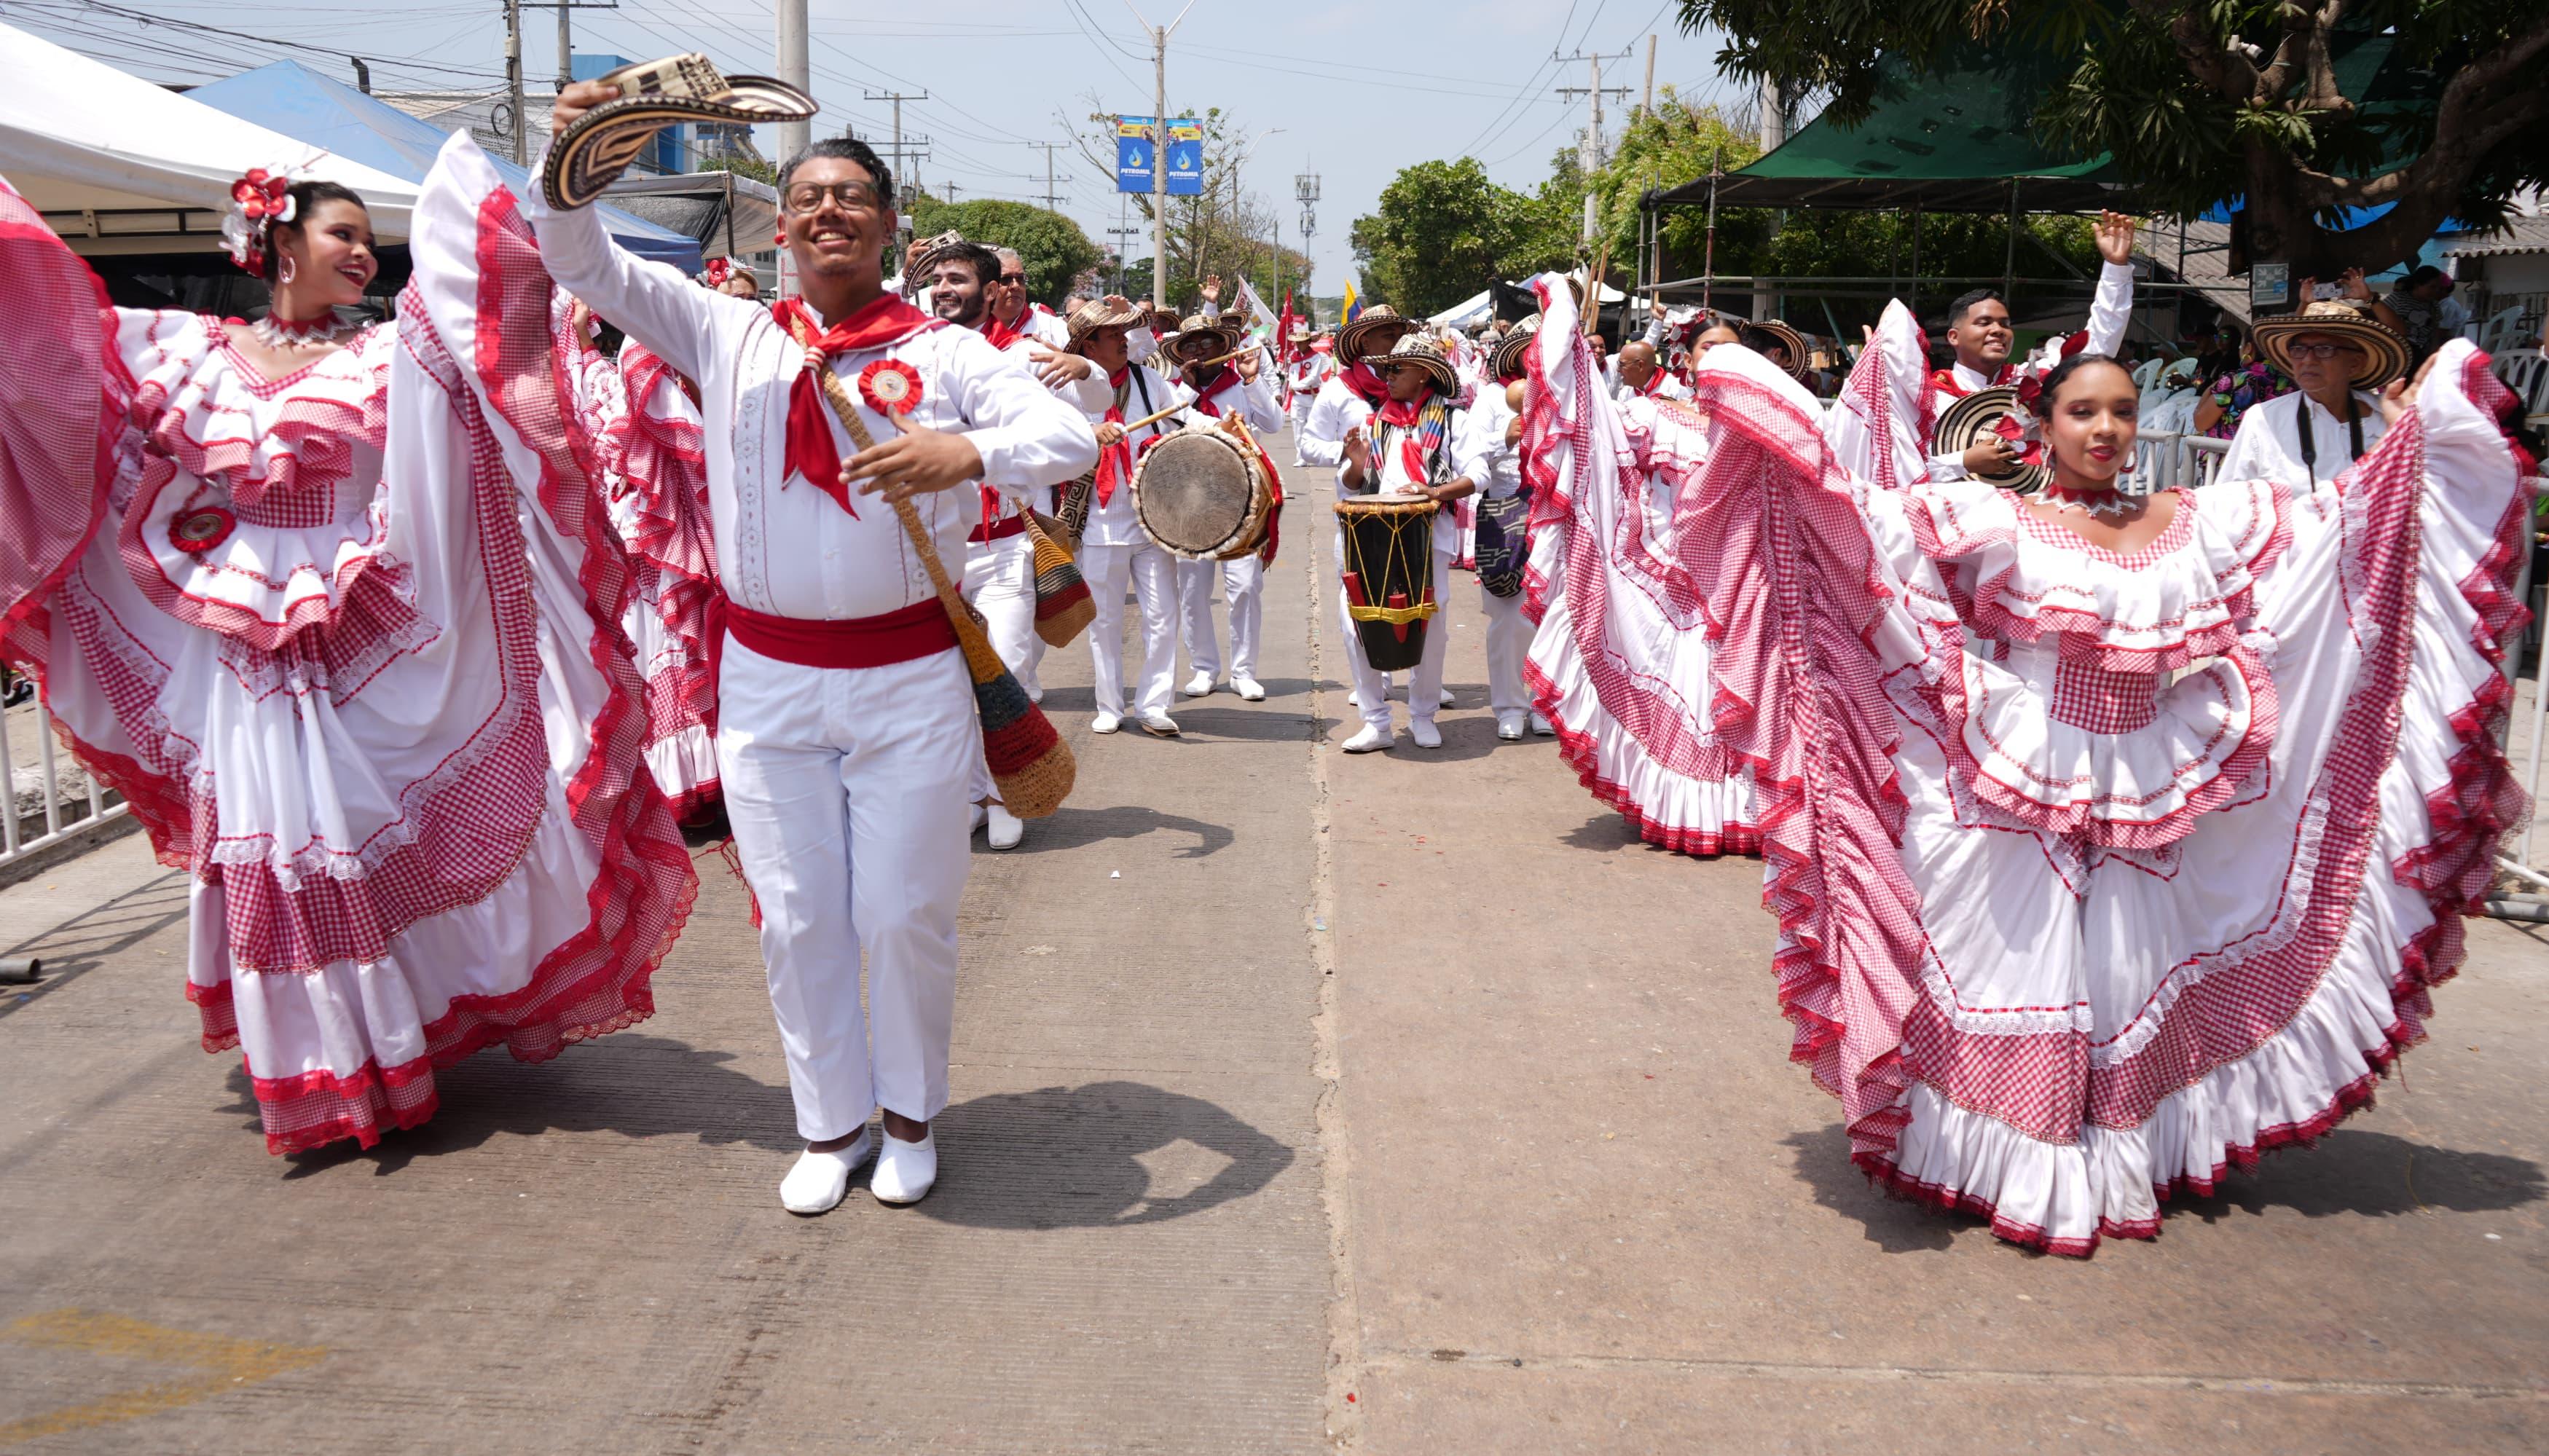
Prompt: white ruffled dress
<box><xmin>0</xmin><ymin>137</ymin><xmax>694</xmax><ymax>1154</ymax></box>
<box><xmin>1521</xmin><ymin>278</ymin><xmax>1761</xmax><ymax>855</ymax></box>
<box><xmin>1533</xmin><ymin>280</ymin><xmax>2534</xmax><ymax>1254</ymax></box>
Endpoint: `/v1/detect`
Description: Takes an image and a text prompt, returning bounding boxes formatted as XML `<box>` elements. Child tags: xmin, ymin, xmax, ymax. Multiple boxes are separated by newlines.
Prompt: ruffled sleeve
<box><xmin>1823</xmin><ymin>299</ymin><xmax>1933</xmax><ymax>492</ymax></box>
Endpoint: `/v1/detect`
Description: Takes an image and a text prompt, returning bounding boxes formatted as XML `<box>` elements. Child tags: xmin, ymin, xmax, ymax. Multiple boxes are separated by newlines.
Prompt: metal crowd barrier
<box><xmin>0</xmin><ymin>688</ymin><xmax>127</xmax><ymax>871</ymax></box>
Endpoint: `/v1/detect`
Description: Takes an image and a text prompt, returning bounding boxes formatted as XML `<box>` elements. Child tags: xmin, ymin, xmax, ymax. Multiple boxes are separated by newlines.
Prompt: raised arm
<box><xmin>2083</xmin><ymin>210</ymin><xmax>2138</xmax><ymax>358</ymax></box>
<box><xmin>520</xmin><ymin>83</ymin><xmax>741</xmax><ymax>382</ymax></box>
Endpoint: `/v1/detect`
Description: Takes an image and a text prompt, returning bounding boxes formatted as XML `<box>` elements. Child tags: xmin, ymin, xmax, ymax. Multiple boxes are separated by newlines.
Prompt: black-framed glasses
<box><xmin>2287</xmin><ymin>341</ymin><xmax>2364</xmax><ymax>361</ymax></box>
<box><xmin>784</xmin><ymin>181</ymin><xmax>883</xmax><ymax>215</ymax></box>
<box><xmin>997</xmin><ymin>272</ymin><xmax>1027</xmax><ymax>284</ymax></box>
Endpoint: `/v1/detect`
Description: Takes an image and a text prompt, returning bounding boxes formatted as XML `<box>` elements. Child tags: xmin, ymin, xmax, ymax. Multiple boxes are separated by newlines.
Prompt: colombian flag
<box><xmin>1341</xmin><ymin>279</ymin><xmax>1359</xmax><ymax>323</ymax></box>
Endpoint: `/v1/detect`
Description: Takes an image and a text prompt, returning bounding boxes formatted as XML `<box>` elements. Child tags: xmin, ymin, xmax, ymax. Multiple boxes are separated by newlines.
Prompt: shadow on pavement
<box><xmin>1021</xmin><ymin>803</ymin><xmax>1233</xmax><ymax>858</ymax></box>
<box><xmin>244</xmin><ymin>1034</ymin><xmax>801</xmax><ymax>1176</ymax></box>
<box><xmin>0</xmin><ymin>871</ymin><xmax>192</xmax><ymax>1020</ymax></box>
<box><xmin>919</xmin><ymin>1079</ymin><xmax>1295</xmax><ymax>1229</ymax></box>
<box><xmin>1168</xmin><ymin>704</ymin><xmax>1315</xmax><ymax>744</ymax></box>
<box><xmin>1783</xmin><ymin>1121</ymin><xmax>2548</xmax><ymax>1253</ymax></box>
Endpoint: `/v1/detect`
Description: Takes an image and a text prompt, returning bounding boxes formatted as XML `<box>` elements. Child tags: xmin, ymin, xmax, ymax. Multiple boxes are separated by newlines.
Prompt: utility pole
<box><xmin>503</xmin><ymin>0</ymin><xmax>525</xmax><ymax>164</ymax></box>
<box><xmin>1126</xmin><ymin>1</ymin><xmax>1198</xmax><ymax>312</ymax></box>
<box><xmin>777</xmin><ymin>0</ymin><xmax>809</xmax><ymax>165</ymax></box>
<box><xmin>1024</xmin><ymin>140</ymin><xmax>1069</xmax><ymax>210</ymax></box>
<box><xmin>1756</xmin><ymin>74</ymin><xmax>1786</xmax><ymax>325</ymax></box>
<box><xmin>522</xmin><ymin>3</ymin><xmax>618</xmax><ymax>158</ymax></box>
<box><xmin>1555</xmin><ymin>48</ymin><xmax>1633</xmax><ymax>177</ymax></box>
<box><xmin>1641</xmin><ymin>34</ymin><xmax>1657</xmax><ymax>117</ymax></box>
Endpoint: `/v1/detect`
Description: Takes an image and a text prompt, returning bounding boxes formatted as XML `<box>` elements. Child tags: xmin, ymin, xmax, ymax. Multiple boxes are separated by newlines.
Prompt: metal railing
<box><xmin>0</xmin><ymin>685</ymin><xmax>127</xmax><ymax>871</ymax></box>
<box><xmin>2126</xmin><ymin>431</ymin><xmax>2228</xmax><ymax>493</ymax></box>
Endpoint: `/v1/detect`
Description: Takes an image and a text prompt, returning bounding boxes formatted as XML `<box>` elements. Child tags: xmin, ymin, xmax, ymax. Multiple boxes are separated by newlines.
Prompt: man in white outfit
<box><xmin>1337</xmin><ymin>332</ymin><xmax>1474</xmax><ymax>752</ymax></box>
<box><xmin>1166</xmin><ymin>312</ymin><xmax>1287</xmax><ymax>702</ymax></box>
<box><xmin>1298</xmin><ymin>306</ymin><xmax>1448</xmax><ymax>715</ymax></box>
<box><xmin>1287</xmin><ymin>334</ymin><xmax>1334</xmax><ymax>462</ymax></box>
<box><xmin>1067</xmin><ymin>299</ymin><xmax>1185</xmax><ymax>736</ymax></box>
<box><xmin>1921</xmin><ymin>212</ymin><xmax>2140</xmax><ymax>481</ymax></box>
<box><xmin>1461</xmin><ymin>327</ymin><xmax>1553</xmax><ymax>740</ymax></box>
<box><xmin>537</xmin><ymin>91</ymin><xmax>1098</xmax><ymax>1214</ymax></box>
<box><xmin>926</xmin><ymin>237</ymin><xmax>1109</xmax><ymax>850</ymax></box>
<box><xmin>2218</xmin><ymin>292</ymin><xmax>2405</xmax><ymax>485</ymax></box>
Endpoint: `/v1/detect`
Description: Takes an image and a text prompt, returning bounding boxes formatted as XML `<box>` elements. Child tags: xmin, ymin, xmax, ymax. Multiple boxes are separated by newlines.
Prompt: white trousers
<box><xmin>1481</xmin><ymin>579</ymin><xmax>1531</xmax><ymax>715</ymax></box>
<box><xmin>718</xmin><ymin>635</ymin><xmax>974</xmax><ymax>1141</ymax></box>
<box><xmin>1343</xmin><ymin>547</ymin><xmax>1453</xmax><ymax>728</ymax></box>
<box><xmin>1177</xmin><ymin>554</ymin><xmax>1264</xmax><ymax>682</ymax></box>
<box><xmin>1081</xmin><ymin>540</ymin><xmax>1178</xmax><ymax>718</ymax></box>
<box><xmin>962</xmin><ymin>531</ymin><xmax>1040</xmax><ymax>696</ymax></box>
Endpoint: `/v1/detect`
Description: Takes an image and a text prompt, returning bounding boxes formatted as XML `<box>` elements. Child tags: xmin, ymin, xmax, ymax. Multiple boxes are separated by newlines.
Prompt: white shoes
<box><xmin>780</xmin><ymin>1129</ymin><xmax>874</xmax><ymax>1215</ymax></box>
<box><xmin>1437</xmin><ymin>687</ymin><xmax>1456</xmax><ymax>708</ymax></box>
<box><xmin>1346</xmin><ymin>690</ymin><xmax>1364</xmax><ymax>709</ymax></box>
<box><xmin>1407</xmin><ymin>717</ymin><xmax>1442</xmax><ymax>749</ymax></box>
<box><xmin>1341</xmin><ymin>722</ymin><xmax>1391</xmax><ymax>753</ymax></box>
<box><xmin>1092</xmin><ymin>711</ymin><xmax>1123</xmax><ymax>734</ymax></box>
<box><xmin>871</xmin><ymin>1130</ymin><xmax>938</xmax><ymax>1205</ymax></box>
<box><xmin>985</xmin><ymin>803</ymin><xmax>1024</xmax><ymax>850</ymax></box>
<box><xmin>1232</xmin><ymin>675</ymin><xmax>1266</xmax><ymax>702</ymax></box>
<box><xmin>1496</xmin><ymin>712</ymin><xmax>1525</xmax><ymax>741</ymax></box>
<box><xmin>1180</xmin><ymin>670</ymin><xmax>1215</xmax><ymax>698</ymax></box>
<box><xmin>1531</xmin><ymin>712</ymin><xmax>1555</xmax><ymax>736</ymax></box>
<box><xmin>1138</xmin><ymin>712</ymin><xmax>1181</xmax><ymax>737</ymax></box>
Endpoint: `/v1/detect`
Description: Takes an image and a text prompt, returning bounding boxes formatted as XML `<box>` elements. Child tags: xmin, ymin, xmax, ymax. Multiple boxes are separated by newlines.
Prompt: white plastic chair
<box><xmin>2495</xmin><ymin>348</ymin><xmax>2549</xmax><ymax>425</ymax></box>
<box><xmin>2478</xmin><ymin>305</ymin><xmax>2529</xmax><ymax>355</ymax></box>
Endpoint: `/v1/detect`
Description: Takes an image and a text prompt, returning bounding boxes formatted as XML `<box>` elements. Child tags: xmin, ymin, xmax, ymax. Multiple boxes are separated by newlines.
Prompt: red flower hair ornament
<box><xmin>221</xmin><ymin>168</ymin><xmax>297</xmax><ymax>275</ymax></box>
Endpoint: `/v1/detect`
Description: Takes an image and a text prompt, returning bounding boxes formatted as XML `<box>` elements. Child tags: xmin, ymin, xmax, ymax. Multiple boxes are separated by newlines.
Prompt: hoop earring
<box><xmin>278</xmin><ymin>253</ymin><xmax>296</xmax><ymax>286</ymax></box>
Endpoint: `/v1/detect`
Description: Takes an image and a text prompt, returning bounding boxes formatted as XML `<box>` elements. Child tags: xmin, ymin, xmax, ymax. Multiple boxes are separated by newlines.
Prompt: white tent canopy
<box><xmin>1429</xmin><ymin>277</ymin><xmax>1627</xmax><ymax>328</ymax></box>
<box><xmin>0</xmin><ymin>22</ymin><xmax>417</xmax><ymax>254</ymax></box>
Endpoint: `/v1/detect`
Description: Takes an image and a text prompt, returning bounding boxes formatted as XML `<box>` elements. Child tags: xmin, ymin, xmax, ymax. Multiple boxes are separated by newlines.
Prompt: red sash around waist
<box><xmin>715</xmin><ymin>596</ymin><xmax>958</xmax><ymax>673</ymax></box>
<box><xmin>970</xmin><ymin>513</ymin><xmax>1029</xmax><ymax>545</ymax></box>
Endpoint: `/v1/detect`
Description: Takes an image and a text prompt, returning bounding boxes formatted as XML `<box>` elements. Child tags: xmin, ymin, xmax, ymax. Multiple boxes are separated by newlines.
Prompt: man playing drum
<box><xmin>1067</xmin><ymin>298</ymin><xmax>1187</xmax><ymax>736</ymax></box>
<box><xmin>1166</xmin><ymin>312</ymin><xmax>1286</xmax><ymax>704</ymax></box>
<box><xmin>1336</xmin><ymin>332</ymin><xmax>1474</xmax><ymax>752</ymax></box>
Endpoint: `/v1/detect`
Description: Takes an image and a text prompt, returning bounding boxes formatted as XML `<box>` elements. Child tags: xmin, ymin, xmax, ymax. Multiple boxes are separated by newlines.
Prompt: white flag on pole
<box><xmin>1234</xmin><ymin>274</ymin><xmax>1279</xmax><ymax>335</ymax></box>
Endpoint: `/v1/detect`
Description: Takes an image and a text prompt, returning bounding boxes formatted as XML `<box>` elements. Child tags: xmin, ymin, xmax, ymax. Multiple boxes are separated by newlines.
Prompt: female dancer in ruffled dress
<box><xmin>1524</xmin><ymin>278</ymin><xmax>2532</xmax><ymax>1254</ymax></box>
<box><xmin>0</xmin><ymin>139</ymin><xmax>694</xmax><ymax>1154</ymax></box>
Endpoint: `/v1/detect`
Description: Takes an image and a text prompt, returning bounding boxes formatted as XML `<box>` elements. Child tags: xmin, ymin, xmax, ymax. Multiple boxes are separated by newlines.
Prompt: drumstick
<box><xmin>1118</xmin><ymin>399</ymin><xmax>1191</xmax><ymax>433</ymax></box>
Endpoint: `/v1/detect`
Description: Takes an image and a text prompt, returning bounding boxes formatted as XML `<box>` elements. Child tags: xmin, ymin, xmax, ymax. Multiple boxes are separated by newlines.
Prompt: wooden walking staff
<box><xmin>783</xmin><ymin>317</ymin><xmax>1077</xmax><ymax>817</ymax></box>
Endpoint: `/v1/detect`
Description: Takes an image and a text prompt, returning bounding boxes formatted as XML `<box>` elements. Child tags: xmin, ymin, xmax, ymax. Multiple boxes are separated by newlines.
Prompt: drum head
<box><xmin>1135</xmin><ymin>429</ymin><xmax>1256</xmax><ymax>558</ymax></box>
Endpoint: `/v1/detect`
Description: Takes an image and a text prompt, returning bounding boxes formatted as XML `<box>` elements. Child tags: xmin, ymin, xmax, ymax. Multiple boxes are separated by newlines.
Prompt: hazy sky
<box><xmin>16</xmin><ymin>0</ymin><xmax>1743</xmax><ymax>295</ymax></box>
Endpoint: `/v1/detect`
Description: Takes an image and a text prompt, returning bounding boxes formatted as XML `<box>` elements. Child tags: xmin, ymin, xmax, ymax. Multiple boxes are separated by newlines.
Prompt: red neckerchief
<box><xmin>772</xmin><ymin>294</ymin><xmax>940</xmax><ymax>516</ymax></box>
<box><xmin>1187</xmin><ymin>363</ymin><xmax>1240</xmax><ymax>416</ymax></box>
<box><xmin>1633</xmin><ymin>369</ymin><xmax>1668</xmax><ymax>398</ymax></box>
<box><xmin>1929</xmin><ymin>359</ymin><xmax>2012</xmax><ymax>398</ymax></box>
<box><xmin>1340</xmin><ymin>360</ymin><xmax>1390</xmax><ymax>408</ymax></box>
<box><xmin>1096</xmin><ymin>366</ymin><xmax>1136</xmax><ymax>506</ymax></box>
<box><xmin>1375</xmin><ymin>395</ymin><xmax>1436</xmax><ymax>486</ymax></box>
<box><xmin>979</xmin><ymin>306</ymin><xmax>1024</xmax><ymax>354</ymax></box>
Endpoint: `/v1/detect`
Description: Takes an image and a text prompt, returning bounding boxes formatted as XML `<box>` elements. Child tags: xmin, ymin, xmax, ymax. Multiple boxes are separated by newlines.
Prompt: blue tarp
<box><xmin>188</xmin><ymin>60</ymin><xmax>702</xmax><ymax>272</ymax></box>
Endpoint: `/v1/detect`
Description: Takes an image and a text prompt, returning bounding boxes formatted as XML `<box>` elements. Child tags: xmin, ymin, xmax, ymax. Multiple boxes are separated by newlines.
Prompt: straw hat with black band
<box><xmin>1491</xmin><ymin>317</ymin><xmax>1539</xmax><ymax>382</ymax></box>
<box><xmin>903</xmin><ymin>229</ymin><xmax>970</xmax><ymax>282</ymax></box>
<box><xmin>1933</xmin><ymin>386</ymin><xmax>2048</xmax><ymax>495</ymax></box>
<box><xmin>1143</xmin><ymin>303</ymin><xmax>1183</xmax><ymax>337</ymax></box>
<box><xmin>1165</xmin><ymin>315</ymin><xmax>1242</xmax><ymax>366</ymax></box>
<box><xmin>2252</xmin><ymin>299</ymin><xmax>2411</xmax><ymax>390</ymax></box>
<box><xmin>1742</xmin><ymin>318</ymin><xmax>1812</xmax><ymax>380</ymax></box>
<box><xmin>545</xmin><ymin>53</ymin><xmax>817</xmax><ymax>210</ymax></box>
<box><xmin>1336</xmin><ymin>304</ymin><xmax>1416</xmax><ymax>363</ymax></box>
<box><xmin>1064</xmin><ymin>296</ymin><xmax>1146</xmax><ymax>355</ymax></box>
<box><xmin>1372</xmin><ymin>331</ymin><xmax>1458</xmax><ymax>397</ymax></box>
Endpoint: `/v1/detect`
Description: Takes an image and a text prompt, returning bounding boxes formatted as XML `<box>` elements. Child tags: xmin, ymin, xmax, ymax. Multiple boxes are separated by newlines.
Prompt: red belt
<box><xmin>970</xmin><ymin>513</ymin><xmax>1029</xmax><ymax>545</ymax></box>
<box><xmin>713</xmin><ymin>595</ymin><xmax>958</xmax><ymax>675</ymax></box>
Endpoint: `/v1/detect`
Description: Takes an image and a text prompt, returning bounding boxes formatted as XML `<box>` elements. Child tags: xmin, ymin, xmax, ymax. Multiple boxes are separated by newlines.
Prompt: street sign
<box><xmin>1116</xmin><ymin>117</ymin><xmax>1203</xmax><ymax>196</ymax></box>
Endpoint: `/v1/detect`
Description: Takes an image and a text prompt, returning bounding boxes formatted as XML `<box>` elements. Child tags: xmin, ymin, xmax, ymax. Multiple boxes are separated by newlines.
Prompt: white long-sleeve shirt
<box><xmin>1453</xmin><ymin>382</ymin><xmax>1523</xmax><ymax>501</ymax></box>
<box><xmin>974</xmin><ymin>334</ymin><xmax>1112</xmax><ymax>538</ymax></box>
<box><xmin>1077</xmin><ymin>363</ymin><xmax>1179</xmax><ymax>548</ymax></box>
<box><xmin>2215</xmin><ymin>388</ymin><xmax>2388</xmax><ymax>487</ymax></box>
<box><xmin>525</xmin><ymin>176</ymin><xmax>1099</xmax><ymax>621</ymax></box>
<box><xmin>1926</xmin><ymin>259</ymin><xmax>2136</xmax><ymax>481</ymax></box>
<box><xmin>1297</xmin><ymin>374</ymin><xmax>1378</xmax><ymax>486</ymax></box>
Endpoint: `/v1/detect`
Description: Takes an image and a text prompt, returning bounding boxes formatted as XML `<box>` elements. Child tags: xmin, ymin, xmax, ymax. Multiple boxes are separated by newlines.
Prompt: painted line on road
<box><xmin>0</xmin><ymin>1309</ymin><xmax>326</xmax><ymax>1446</ymax></box>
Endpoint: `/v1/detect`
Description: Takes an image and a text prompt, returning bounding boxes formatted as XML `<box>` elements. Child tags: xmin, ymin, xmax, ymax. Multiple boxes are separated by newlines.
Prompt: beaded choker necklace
<box><xmin>2038</xmin><ymin>480</ymin><xmax>2137</xmax><ymax>522</ymax></box>
<box><xmin>251</xmin><ymin>309</ymin><xmax>361</xmax><ymax>350</ymax></box>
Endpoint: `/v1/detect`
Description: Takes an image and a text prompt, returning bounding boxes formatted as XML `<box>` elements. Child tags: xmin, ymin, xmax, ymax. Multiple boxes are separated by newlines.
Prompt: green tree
<box><xmin>1348</xmin><ymin>157</ymin><xmax>1555</xmax><ymax>315</ymax></box>
<box><xmin>904</xmin><ymin>197</ymin><xmax>1103</xmax><ymax>307</ymax></box>
<box><xmin>1679</xmin><ymin>0</ymin><xmax>2549</xmax><ymax>274</ymax></box>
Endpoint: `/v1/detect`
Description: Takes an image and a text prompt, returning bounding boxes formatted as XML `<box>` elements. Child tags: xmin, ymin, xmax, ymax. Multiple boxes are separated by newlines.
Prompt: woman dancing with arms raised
<box><xmin>1526</xmin><ymin>274</ymin><xmax>2532</xmax><ymax>1254</ymax></box>
<box><xmin>0</xmin><ymin>141</ymin><xmax>694</xmax><ymax>1154</ymax></box>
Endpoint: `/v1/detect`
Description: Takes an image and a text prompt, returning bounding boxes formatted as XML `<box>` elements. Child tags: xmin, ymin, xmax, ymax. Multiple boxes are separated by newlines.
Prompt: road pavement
<box><xmin>2</xmin><ymin>430</ymin><xmax>2544</xmax><ymax>1453</ymax></box>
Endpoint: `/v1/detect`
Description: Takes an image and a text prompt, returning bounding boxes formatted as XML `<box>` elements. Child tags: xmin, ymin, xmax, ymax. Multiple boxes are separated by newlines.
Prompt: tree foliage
<box><xmin>1066</xmin><ymin>101</ymin><xmax>1313</xmax><ymax>312</ymax></box>
<box><xmin>1678</xmin><ymin>0</ymin><xmax>2549</xmax><ymax>272</ymax></box>
<box><xmin>903</xmin><ymin>196</ymin><xmax>1103</xmax><ymax>307</ymax></box>
<box><xmin>1348</xmin><ymin>157</ymin><xmax>1577</xmax><ymax>316</ymax></box>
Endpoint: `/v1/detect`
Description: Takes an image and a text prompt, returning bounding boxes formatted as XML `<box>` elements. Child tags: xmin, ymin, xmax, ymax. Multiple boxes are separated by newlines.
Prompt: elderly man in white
<box><xmin>538</xmin><ymin>87</ymin><xmax>1099</xmax><ymax>1214</ymax></box>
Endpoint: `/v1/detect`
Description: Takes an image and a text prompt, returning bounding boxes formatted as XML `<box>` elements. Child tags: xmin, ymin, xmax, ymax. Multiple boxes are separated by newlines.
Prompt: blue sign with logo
<box><xmin>1116</xmin><ymin>117</ymin><xmax>1203</xmax><ymax>195</ymax></box>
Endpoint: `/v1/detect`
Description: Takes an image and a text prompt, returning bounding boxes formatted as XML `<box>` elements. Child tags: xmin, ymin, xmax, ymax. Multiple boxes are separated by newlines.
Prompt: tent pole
<box><xmin>2003</xmin><ymin>178</ymin><xmax>2020</xmax><ymax>304</ymax></box>
<box><xmin>1908</xmin><ymin>204</ymin><xmax>1920</xmax><ymax>317</ymax></box>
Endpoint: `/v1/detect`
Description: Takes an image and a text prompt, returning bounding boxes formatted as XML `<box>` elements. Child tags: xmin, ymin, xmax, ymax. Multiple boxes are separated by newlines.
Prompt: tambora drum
<box><xmin>1335</xmin><ymin>493</ymin><xmax>1439</xmax><ymax>672</ymax></box>
<box><xmin>1133</xmin><ymin>422</ymin><xmax>1275</xmax><ymax>561</ymax></box>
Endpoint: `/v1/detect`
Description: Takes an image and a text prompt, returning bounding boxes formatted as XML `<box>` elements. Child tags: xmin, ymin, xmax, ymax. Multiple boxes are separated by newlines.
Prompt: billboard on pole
<box><xmin>1116</xmin><ymin>117</ymin><xmax>1203</xmax><ymax>195</ymax></box>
